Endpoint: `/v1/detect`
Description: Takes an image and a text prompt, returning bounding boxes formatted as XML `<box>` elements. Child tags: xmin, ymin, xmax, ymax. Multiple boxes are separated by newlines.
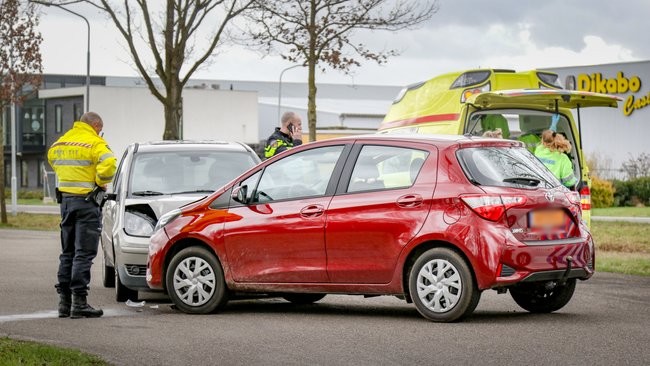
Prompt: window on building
<box><xmin>55</xmin><ymin>105</ymin><xmax>62</xmax><ymax>133</ymax></box>
<box><xmin>21</xmin><ymin>160</ymin><xmax>28</xmax><ymax>187</ymax></box>
<box><xmin>73</xmin><ymin>103</ymin><xmax>82</xmax><ymax>121</ymax></box>
<box><xmin>38</xmin><ymin>159</ymin><xmax>44</xmax><ymax>188</ymax></box>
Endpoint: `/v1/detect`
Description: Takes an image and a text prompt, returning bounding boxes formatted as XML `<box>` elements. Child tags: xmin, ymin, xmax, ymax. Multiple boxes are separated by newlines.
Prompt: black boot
<box><xmin>71</xmin><ymin>294</ymin><xmax>104</xmax><ymax>319</ymax></box>
<box><xmin>58</xmin><ymin>292</ymin><xmax>72</xmax><ymax>318</ymax></box>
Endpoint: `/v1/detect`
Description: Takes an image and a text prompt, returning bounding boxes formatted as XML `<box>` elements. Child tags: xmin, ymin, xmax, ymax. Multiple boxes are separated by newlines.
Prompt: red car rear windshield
<box><xmin>457</xmin><ymin>146</ymin><xmax>561</xmax><ymax>189</ymax></box>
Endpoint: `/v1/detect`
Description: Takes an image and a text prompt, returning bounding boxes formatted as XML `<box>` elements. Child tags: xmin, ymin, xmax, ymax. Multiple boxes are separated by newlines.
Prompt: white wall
<box><xmin>183</xmin><ymin>88</ymin><xmax>258</xmax><ymax>144</ymax></box>
<box><xmin>87</xmin><ymin>86</ymin><xmax>258</xmax><ymax>159</ymax></box>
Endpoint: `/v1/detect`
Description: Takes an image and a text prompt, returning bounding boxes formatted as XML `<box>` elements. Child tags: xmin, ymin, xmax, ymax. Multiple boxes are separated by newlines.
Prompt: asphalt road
<box><xmin>0</xmin><ymin>229</ymin><xmax>648</xmax><ymax>366</ymax></box>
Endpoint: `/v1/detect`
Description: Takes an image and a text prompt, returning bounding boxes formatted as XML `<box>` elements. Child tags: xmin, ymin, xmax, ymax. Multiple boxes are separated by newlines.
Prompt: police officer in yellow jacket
<box><xmin>264</xmin><ymin>111</ymin><xmax>303</xmax><ymax>159</ymax></box>
<box><xmin>48</xmin><ymin>112</ymin><xmax>117</xmax><ymax>318</ymax></box>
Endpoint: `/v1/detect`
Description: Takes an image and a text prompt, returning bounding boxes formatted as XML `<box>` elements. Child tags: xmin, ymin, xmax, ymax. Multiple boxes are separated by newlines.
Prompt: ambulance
<box><xmin>378</xmin><ymin>69</ymin><xmax>622</xmax><ymax>226</ymax></box>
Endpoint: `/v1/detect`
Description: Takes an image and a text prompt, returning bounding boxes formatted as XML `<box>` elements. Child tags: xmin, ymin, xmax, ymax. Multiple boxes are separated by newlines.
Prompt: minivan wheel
<box><xmin>408</xmin><ymin>248</ymin><xmax>478</xmax><ymax>322</ymax></box>
<box><xmin>510</xmin><ymin>279</ymin><xmax>576</xmax><ymax>313</ymax></box>
<box><xmin>282</xmin><ymin>294</ymin><xmax>326</xmax><ymax>304</ymax></box>
<box><xmin>166</xmin><ymin>247</ymin><xmax>228</xmax><ymax>314</ymax></box>
<box><xmin>115</xmin><ymin>261</ymin><xmax>138</xmax><ymax>302</ymax></box>
<box><xmin>103</xmin><ymin>260</ymin><xmax>115</xmax><ymax>288</ymax></box>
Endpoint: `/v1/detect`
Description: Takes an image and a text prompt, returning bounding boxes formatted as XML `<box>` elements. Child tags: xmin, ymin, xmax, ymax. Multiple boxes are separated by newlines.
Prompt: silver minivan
<box><xmin>100</xmin><ymin>140</ymin><xmax>260</xmax><ymax>301</ymax></box>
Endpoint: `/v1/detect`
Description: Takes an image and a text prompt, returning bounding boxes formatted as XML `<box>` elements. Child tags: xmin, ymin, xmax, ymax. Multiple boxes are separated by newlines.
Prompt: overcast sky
<box><xmin>35</xmin><ymin>0</ymin><xmax>650</xmax><ymax>87</ymax></box>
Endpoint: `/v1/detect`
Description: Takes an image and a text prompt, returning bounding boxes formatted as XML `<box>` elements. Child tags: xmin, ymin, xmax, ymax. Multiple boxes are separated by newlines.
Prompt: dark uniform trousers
<box><xmin>56</xmin><ymin>196</ymin><xmax>101</xmax><ymax>296</ymax></box>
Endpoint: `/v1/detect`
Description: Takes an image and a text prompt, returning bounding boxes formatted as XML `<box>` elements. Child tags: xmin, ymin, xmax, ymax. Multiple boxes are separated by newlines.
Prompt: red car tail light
<box><xmin>579</xmin><ymin>185</ymin><xmax>591</xmax><ymax>211</ymax></box>
<box><xmin>460</xmin><ymin>194</ymin><xmax>527</xmax><ymax>221</ymax></box>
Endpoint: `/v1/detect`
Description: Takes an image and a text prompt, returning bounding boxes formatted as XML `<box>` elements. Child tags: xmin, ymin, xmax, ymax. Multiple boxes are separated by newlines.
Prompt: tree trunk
<box><xmin>307</xmin><ymin>61</ymin><xmax>318</xmax><ymax>142</ymax></box>
<box><xmin>162</xmin><ymin>83</ymin><xmax>183</xmax><ymax>140</ymax></box>
<box><xmin>307</xmin><ymin>1</ymin><xmax>318</xmax><ymax>142</ymax></box>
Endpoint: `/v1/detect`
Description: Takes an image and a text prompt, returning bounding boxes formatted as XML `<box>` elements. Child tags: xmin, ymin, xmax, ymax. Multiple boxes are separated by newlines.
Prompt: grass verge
<box><xmin>0</xmin><ymin>213</ymin><xmax>60</xmax><ymax>231</ymax></box>
<box><xmin>590</xmin><ymin>221</ymin><xmax>650</xmax><ymax>252</ymax></box>
<box><xmin>596</xmin><ymin>252</ymin><xmax>650</xmax><ymax>276</ymax></box>
<box><xmin>591</xmin><ymin>220</ymin><xmax>650</xmax><ymax>276</ymax></box>
<box><xmin>0</xmin><ymin>337</ymin><xmax>108</xmax><ymax>366</ymax></box>
<box><xmin>592</xmin><ymin>206</ymin><xmax>650</xmax><ymax>217</ymax></box>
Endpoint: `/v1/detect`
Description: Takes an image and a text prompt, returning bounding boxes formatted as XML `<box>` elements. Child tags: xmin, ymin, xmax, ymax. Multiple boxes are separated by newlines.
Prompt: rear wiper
<box><xmin>131</xmin><ymin>190</ymin><xmax>164</xmax><ymax>196</ymax></box>
<box><xmin>503</xmin><ymin>177</ymin><xmax>541</xmax><ymax>187</ymax></box>
<box><xmin>169</xmin><ymin>189</ymin><xmax>214</xmax><ymax>194</ymax></box>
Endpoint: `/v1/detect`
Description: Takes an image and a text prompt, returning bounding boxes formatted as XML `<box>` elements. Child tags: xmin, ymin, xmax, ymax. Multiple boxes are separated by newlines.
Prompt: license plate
<box><xmin>529</xmin><ymin>209</ymin><xmax>565</xmax><ymax>228</ymax></box>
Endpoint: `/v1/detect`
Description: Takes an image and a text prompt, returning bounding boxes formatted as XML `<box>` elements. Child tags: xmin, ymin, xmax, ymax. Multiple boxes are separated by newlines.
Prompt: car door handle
<box><xmin>397</xmin><ymin>194</ymin><xmax>423</xmax><ymax>208</ymax></box>
<box><xmin>300</xmin><ymin>204</ymin><xmax>324</xmax><ymax>218</ymax></box>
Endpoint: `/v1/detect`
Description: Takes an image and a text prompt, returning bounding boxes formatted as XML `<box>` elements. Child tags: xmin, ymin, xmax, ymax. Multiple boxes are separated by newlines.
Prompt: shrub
<box><xmin>613</xmin><ymin>180</ymin><xmax>632</xmax><ymax>206</ymax></box>
<box><xmin>18</xmin><ymin>190</ymin><xmax>44</xmax><ymax>200</ymax></box>
<box><xmin>612</xmin><ymin>177</ymin><xmax>650</xmax><ymax>206</ymax></box>
<box><xmin>591</xmin><ymin>177</ymin><xmax>614</xmax><ymax>208</ymax></box>
<box><xmin>628</xmin><ymin>177</ymin><xmax>650</xmax><ymax>206</ymax></box>
<box><xmin>4</xmin><ymin>190</ymin><xmax>44</xmax><ymax>200</ymax></box>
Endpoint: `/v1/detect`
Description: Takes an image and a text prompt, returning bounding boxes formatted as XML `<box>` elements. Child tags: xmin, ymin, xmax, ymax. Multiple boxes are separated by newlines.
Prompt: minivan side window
<box><xmin>348</xmin><ymin>145</ymin><xmax>429</xmax><ymax>193</ymax></box>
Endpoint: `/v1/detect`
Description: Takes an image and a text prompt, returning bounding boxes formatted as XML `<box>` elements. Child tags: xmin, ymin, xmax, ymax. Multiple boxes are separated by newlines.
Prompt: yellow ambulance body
<box><xmin>378</xmin><ymin>69</ymin><xmax>621</xmax><ymax>226</ymax></box>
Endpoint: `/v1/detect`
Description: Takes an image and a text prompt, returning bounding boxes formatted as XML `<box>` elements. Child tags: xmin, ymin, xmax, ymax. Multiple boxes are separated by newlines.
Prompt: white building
<box><xmin>545</xmin><ymin>60</ymin><xmax>650</xmax><ymax>179</ymax></box>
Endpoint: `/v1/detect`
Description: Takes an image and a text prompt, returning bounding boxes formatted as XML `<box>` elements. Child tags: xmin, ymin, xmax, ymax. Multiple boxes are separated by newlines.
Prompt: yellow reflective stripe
<box><xmin>51</xmin><ymin>141</ymin><xmax>92</xmax><ymax>149</ymax></box>
<box><xmin>58</xmin><ymin>181</ymin><xmax>95</xmax><ymax>188</ymax></box>
<box><xmin>264</xmin><ymin>140</ymin><xmax>292</xmax><ymax>158</ymax></box>
<box><xmin>98</xmin><ymin>153</ymin><xmax>114</xmax><ymax>162</ymax></box>
<box><xmin>52</xmin><ymin>159</ymin><xmax>92</xmax><ymax>166</ymax></box>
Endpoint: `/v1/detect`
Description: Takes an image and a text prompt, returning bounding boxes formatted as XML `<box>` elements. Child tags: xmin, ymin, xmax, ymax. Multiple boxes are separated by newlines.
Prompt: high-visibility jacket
<box><xmin>518</xmin><ymin>133</ymin><xmax>541</xmax><ymax>153</ymax></box>
<box><xmin>48</xmin><ymin>122</ymin><xmax>117</xmax><ymax>195</ymax></box>
<box><xmin>264</xmin><ymin>128</ymin><xmax>302</xmax><ymax>159</ymax></box>
<box><xmin>534</xmin><ymin>145</ymin><xmax>577</xmax><ymax>188</ymax></box>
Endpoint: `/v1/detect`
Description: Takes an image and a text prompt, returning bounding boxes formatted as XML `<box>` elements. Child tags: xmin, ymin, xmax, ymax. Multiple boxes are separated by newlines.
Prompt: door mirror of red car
<box><xmin>232</xmin><ymin>185</ymin><xmax>248</xmax><ymax>204</ymax></box>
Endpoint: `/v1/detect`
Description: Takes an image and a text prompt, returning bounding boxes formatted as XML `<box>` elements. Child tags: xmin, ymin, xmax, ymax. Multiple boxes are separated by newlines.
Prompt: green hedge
<box><xmin>613</xmin><ymin>177</ymin><xmax>650</xmax><ymax>206</ymax></box>
<box><xmin>3</xmin><ymin>190</ymin><xmax>44</xmax><ymax>200</ymax></box>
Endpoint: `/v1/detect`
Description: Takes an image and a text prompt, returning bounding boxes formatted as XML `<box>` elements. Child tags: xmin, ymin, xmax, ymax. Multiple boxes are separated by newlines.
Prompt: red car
<box><xmin>147</xmin><ymin>134</ymin><xmax>593</xmax><ymax>322</ymax></box>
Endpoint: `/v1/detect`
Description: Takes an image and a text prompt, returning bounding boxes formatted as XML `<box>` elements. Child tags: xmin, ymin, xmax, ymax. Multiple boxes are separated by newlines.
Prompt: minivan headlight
<box><xmin>154</xmin><ymin>209</ymin><xmax>181</xmax><ymax>233</ymax></box>
<box><xmin>124</xmin><ymin>211</ymin><xmax>156</xmax><ymax>237</ymax></box>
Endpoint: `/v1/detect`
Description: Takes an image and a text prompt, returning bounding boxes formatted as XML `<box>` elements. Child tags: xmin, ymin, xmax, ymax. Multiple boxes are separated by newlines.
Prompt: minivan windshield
<box><xmin>465</xmin><ymin>109</ymin><xmax>573</xmax><ymax>149</ymax></box>
<box><xmin>457</xmin><ymin>146</ymin><xmax>561</xmax><ymax>189</ymax></box>
<box><xmin>129</xmin><ymin>150</ymin><xmax>258</xmax><ymax>196</ymax></box>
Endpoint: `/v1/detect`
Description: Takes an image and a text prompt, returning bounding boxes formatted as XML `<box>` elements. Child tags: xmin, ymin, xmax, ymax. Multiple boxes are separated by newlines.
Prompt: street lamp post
<box><xmin>31</xmin><ymin>0</ymin><xmax>90</xmax><ymax>111</ymax></box>
<box><xmin>277</xmin><ymin>64</ymin><xmax>303</xmax><ymax>123</ymax></box>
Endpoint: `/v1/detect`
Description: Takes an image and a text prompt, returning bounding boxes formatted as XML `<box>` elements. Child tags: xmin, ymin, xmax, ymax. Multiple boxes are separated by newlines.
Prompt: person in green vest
<box><xmin>481</xmin><ymin>114</ymin><xmax>510</xmax><ymax>139</ymax></box>
<box><xmin>534</xmin><ymin>129</ymin><xmax>577</xmax><ymax>189</ymax></box>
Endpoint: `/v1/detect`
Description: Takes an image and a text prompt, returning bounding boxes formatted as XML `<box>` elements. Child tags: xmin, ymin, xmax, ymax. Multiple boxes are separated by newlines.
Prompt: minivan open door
<box><xmin>466</xmin><ymin>89</ymin><xmax>621</xmax><ymax>110</ymax></box>
<box><xmin>467</xmin><ymin>89</ymin><xmax>622</xmax><ymax>228</ymax></box>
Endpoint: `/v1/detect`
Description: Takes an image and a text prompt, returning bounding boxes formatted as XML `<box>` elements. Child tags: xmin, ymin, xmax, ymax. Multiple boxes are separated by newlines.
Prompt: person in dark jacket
<box><xmin>48</xmin><ymin>112</ymin><xmax>117</xmax><ymax>318</ymax></box>
<box><xmin>264</xmin><ymin>111</ymin><xmax>303</xmax><ymax>159</ymax></box>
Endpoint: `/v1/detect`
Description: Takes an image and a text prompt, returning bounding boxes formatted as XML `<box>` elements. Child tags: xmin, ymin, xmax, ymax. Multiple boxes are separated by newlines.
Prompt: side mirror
<box><xmin>231</xmin><ymin>185</ymin><xmax>248</xmax><ymax>204</ymax></box>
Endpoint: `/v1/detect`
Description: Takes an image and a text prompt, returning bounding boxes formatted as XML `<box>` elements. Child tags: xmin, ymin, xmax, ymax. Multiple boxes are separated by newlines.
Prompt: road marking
<box><xmin>0</xmin><ymin>308</ymin><xmax>133</xmax><ymax>323</ymax></box>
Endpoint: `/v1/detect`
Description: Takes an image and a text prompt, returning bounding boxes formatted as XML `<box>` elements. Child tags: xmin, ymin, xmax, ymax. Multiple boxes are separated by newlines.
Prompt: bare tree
<box><xmin>0</xmin><ymin>0</ymin><xmax>43</xmax><ymax>223</ymax></box>
<box><xmin>56</xmin><ymin>0</ymin><xmax>254</xmax><ymax>140</ymax></box>
<box><xmin>622</xmin><ymin>152</ymin><xmax>650</xmax><ymax>180</ymax></box>
<box><xmin>243</xmin><ymin>0</ymin><xmax>438</xmax><ymax>141</ymax></box>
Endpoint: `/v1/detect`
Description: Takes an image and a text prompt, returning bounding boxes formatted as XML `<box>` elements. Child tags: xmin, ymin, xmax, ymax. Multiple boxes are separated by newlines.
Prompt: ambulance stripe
<box><xmin>381</xmin><ymin>113</ymin><xmax>460</xmax><ymax>129</ymax></box>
